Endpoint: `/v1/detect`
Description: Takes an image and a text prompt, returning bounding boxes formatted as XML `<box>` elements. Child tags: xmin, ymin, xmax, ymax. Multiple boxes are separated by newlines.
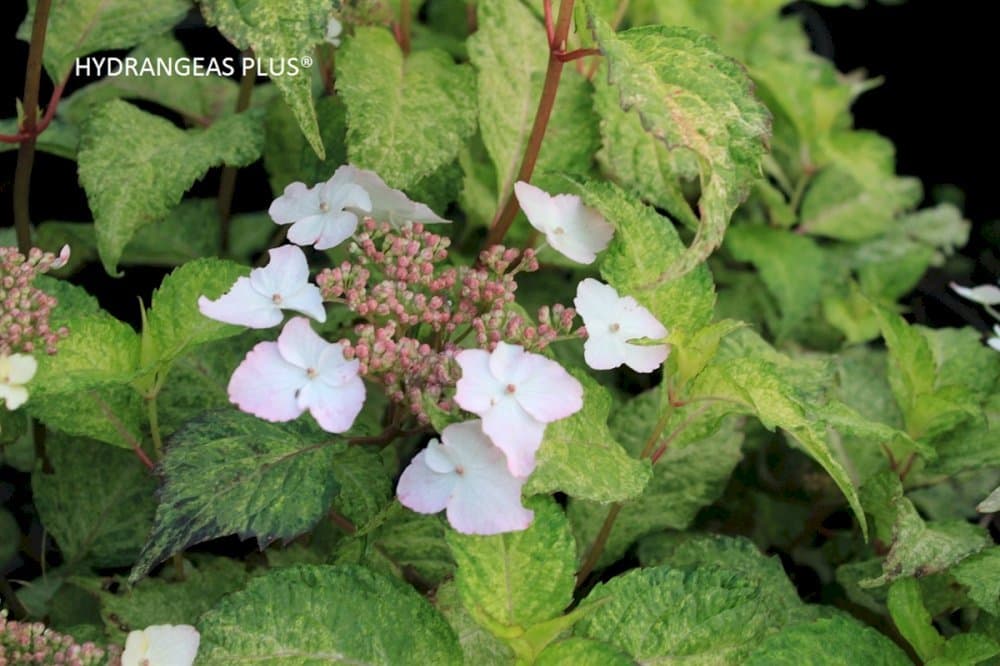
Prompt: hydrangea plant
<box><xmin>2</xmin><ymin>0</ymin><xmax>998</xmax><ymax>664</ymax></box>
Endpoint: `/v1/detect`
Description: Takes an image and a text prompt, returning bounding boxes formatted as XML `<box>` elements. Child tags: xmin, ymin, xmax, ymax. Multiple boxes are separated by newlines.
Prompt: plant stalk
<box><xmin>218</xmin><ymin>53</ymin><xmax>256</xmax><ymax>253</ymax></box>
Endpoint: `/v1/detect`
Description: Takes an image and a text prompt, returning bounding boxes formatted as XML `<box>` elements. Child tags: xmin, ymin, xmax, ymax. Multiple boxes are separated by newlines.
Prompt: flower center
<box><xmin>319</xmin><ymin>201</ymin><xmax>330</xmax><ymax>213</ymax></box>
<box><xmin>455</xmin><ymin>465</ymin><xmax>465</xmax><ymax>476</ymax></box>
<box><xmin>272</xmin><ymin>293</ymin><xmax>283</xmax><ymax>304</ymax></box>
<box><xmin>609</xmin><ymin>322</ymin><xmax>621</xmax><ymax>333</ymax></box>
<box><xmin>553</xmin><ymin>226</ymin><xmax>565</xmax><ymax>235</ymax></box>
<box><xmin>505</xmin><ymin>383</ymin><xmax>517</xmax><ymax>394</ymax></box>
<box><xmin>306</xmin><ymin>367</ymin><xmax>318</xmax><ymax>379</ymax></box>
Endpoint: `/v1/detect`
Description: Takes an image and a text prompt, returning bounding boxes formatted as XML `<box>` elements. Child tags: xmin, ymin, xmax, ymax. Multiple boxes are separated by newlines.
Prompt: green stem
<box><xmin>0</xmin><ymin>575</ymin><xmax>29</xmax><ymax>619</ymax></box>
<box><xmin>12</xmin><ymin>0</ymin><xmax>54</xmax><ymax>254</ymax></box>
<box><xmin>484</xmin><ymin>0</ymin><xmax>577</xmax><ymax>249</ymax></box>
<box><xmin>147</xmin><ymin>394</ymin><xmax>164</xmax><ymax>460</ymax></box>
<box><xmin>218</xmin><ymin>53</ymin><xmax>256</xmax><ymax>253</ymax></box>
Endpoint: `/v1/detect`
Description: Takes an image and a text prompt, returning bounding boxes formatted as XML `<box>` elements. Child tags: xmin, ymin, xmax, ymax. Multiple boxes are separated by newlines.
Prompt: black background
<box><xmin>0</xmin><ymin>0</ymin><xmax>998</xmax><ymax>325</ymax></box>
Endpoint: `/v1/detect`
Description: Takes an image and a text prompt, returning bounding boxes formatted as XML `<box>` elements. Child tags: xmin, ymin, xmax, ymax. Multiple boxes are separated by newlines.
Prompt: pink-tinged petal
<box><xmin>619</xmin><ymin>340</ymin><xmax>670</xmax><ymax>373</ymax></box>
<box><xmin>254</xmin><ymin>245</ymin><xmax>310</xmax><ymax>295</ymax></box>
<box><xmin>951</xmin><ymin>282</ymin><xmax>1000</xmax><ymax>306</ymax></box>
<box><xmin>513</xmin><ymin>355</ymin><xmax>583</xmax><ymax>423</ymax></box>
<box><xmin>514</xmin><ymin>181</ymin><xmax>558</xmax><ymax>235</ymax></box>
<box><xmin>52</xmin><ymin>244</ymin><xmax>71</xmax><ymax>269</ymax></box>
<box><xmin>455</xmin><ymin>349</ymin><xmax>503</xmax><ymax>414</ymax></box>
<box><xmin>574</xmin><ymin>279</ymin><xmax>619</xmax><ymax>329</ymax></box>
<box><xmin>487</xmin><ymin>341</ymin><xmax>525</xmax><ymax>382</ymax></box>
<box><xmin>341</xmin><ymin>165</ymin><xmax>448</xmax><ymax>224</ymax></box>
<box><xmin>481</xmin><ymin>398</ymin><xmax>545</xmax><ymax>477</ymax></box>
<box><xmin>286</xmin><ymin>214</ymin><xmax>330</xmax><ymax>247</ymax></box>
<box><xmin>314</xmin><ymin>211</ymin><xmax>360</xmax><ymax>250</ymax></box>
<box><xmin>583</xmin><ymin>331</ymin><xmax>626</xmax><ymax>370</ymax></box>
<box><xmin>268</xmin><ymin>182</ymin><xmax>320</xmax><ymax>224</ymax></box>
<box><xmin>316</xmin><ymin>345</ymin><xmax>360</xmax><ymax>387</ymax></box>
<box><xmin>228</xmin><ymin>342</ymin><xmax>306</xmax><ymax>422</ymax></box>
<box><xmin>300</xmin><ymin>375</ymin><xmax>366</xmax><ymax>433</ymax></box>
<box><xmin>139</xmin><ymin>625</ymin><xmax>200</xmax><ymax>666</ymax></box>
<box><xmin>276</xmin><ymin>317</ymin><xmax>328</xmax><ymax>370</ymax></box>
<box><xmin>280</xmin><ymin>284</ymin><xmax>327</xmax><ymax>323</ymax></box>
<box><xmin>397</xmin><ymin>447</ymin><xmax>456</xmax><ymax>514</ymax></box>
<box><xmin>198</xmin><ymin>277</ymin><xmax>282</xmax><ymax>328</ymax></box>
<box><xmin>425</xmin><ymin>441</ymin><xmax>457</xmax><ymax>473</ymax></box>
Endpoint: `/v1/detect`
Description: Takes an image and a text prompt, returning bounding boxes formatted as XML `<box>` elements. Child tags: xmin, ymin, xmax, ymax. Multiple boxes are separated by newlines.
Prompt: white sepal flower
<box><xmin>121</xmin><ymin>624</ymin><xmax>200</xmax><ymax>666</ymax></box>
<box><xmin>325</xmin><ymin>16</ymin><xmax>343</xmax><ymax>46</ymax></box>
<box><xmin>454</xmin><ymin>342</ymin><xmax>583</xmax><ymax>477</ymax></box>
<box><xmin>339</xmin><ymin>165</ymin><xmax>449</xmax><ymax>225</ymax></box>
<box><xmin>950</xmin><ymin>281</ymin><xmax>1000</xmax><ymax>306</ymax></box>
<box><xmin>397</xmin><ymin>420</ymin><xmax>534</xmax><ymax>535</ymax></box>
<box><xmin>198</xmin><ymin>245</ymin><xmax>326</xmax><ymax>329</ymax></box>
<box><xmin>574</xmin><ymin>278</ymin><xmax>669</xmax><ymax>373</ymax></box>
<box><xmin>514</xmin><ymin>181</ymin><xmax>613</xmax><ymax>264</ymax></box>
<box><xmin>228</xmin><ymin>317</ymin><xmax>365</xmax><ymax>433</ymax></box>
<box><xmin>0</xmin><ymin>353</ymin><xmax>37</xmax><ymax>410</ymax></box>
<box><xmin>269</xmin><ymin>169</ymin><xmax>372</xmax><ymax>250</ymax></box>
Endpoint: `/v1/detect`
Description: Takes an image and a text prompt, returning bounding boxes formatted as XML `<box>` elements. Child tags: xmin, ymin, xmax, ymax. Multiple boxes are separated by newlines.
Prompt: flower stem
<box><xmin>399</xmin><ymin>0</ymin><xmax>412</xmax><ymax>55</ymax></box>
<box><xmin>218</xmin><ymin>53</ymin><xmax>256</xmax><ymax>253</ymax></box>
<box><xmin>147</xmin><ymin>394</ymin><xmax>164</xmax><ymax>460</ymax></box>
<box><xmin>484</xmin><ymin>0</ymin><xmax>577</xmax><ymax>249</ymax></box>
<box><xmin>12</xmin><ymin>0</ymin><xmax>54</xmax><ymax>255</ymax></box>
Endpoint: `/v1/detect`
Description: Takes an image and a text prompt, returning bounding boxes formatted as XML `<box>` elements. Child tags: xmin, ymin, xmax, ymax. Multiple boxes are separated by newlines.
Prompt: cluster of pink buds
<box><xmin>0</xmin><ymin>246</ymin><xmax>70</xmax><ymax>356</ymax></box>
<box><xmin>318</xmin><ymin>220</ymin><xmax>581</xmax><ymax>423</ymax></box>
<box><xmin>0</xmin><ymin>610</ymin><xmax>118</xmax><ymax>665</ymax></box>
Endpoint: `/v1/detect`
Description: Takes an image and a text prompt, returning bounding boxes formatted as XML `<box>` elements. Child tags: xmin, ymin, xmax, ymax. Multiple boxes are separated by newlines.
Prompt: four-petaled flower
<box><xmin>122</xmin><ymin>624</ymin><xmax>200</xmax><ymax>666</ymax></box>
<box><xmin>269</xmin><ymin>168</ymin><xmax>373</xmax><ymax>250</ymax></box>
<box><xmin>397</xmin><ymin>420</ymin><xmax>534</xmax><ymax>534</ymax></box>
<box><xmin>0</xmin><ymin>353</ymin><xmax>37</xmax><ymax>410</ymax></box>
<box><xmin>951</xmin><ymin>281</ymin><xmax>1000</xmax><ymax>306</ymax></box>
<box><xmin>574</xmin><ymin>278</ymin><xmax>669</xmax><ymax>373</ymax></box>
<box><xmin>228</xmin><ymin>317</ymin><xmax>365</xmax><ymax>433</ymax></box>
<box><xmin>514</xmin><ymin>181</ymin><xmax>613</xmax><ymax>264</ymax></box>
<box><xmin>339</xmin><ymin>165</ymin><xmax>449</xmax><ymax>226</ymax></box>
<box><xmin>455</xmin><ymin>342</ymin><xmax>582</xmax><ymax>476</ymax></box>
<box><xmin>198</xmin><ymin>245</ymin><xmax>326</xmax><ymax>328</ymax></box>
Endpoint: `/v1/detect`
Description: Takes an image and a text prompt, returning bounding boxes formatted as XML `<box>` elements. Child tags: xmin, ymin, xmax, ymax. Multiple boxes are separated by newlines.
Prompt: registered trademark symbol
<box><xmin>301</xmin><ymin>56</ymin><xmax>313</xmax><ymax>68</ymax></box>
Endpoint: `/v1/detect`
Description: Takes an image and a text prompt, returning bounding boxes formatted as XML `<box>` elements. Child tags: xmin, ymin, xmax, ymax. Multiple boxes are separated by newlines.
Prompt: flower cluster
<box><xmin>0</xmin><ymin>610</ymin><xmax>115</xmax><ymax>666</ymax></box>
<box><xmin>200</xmin><ymin>167</ymin><xmax>672</xmax><ymax>535</ymax></box>
<box><xmin>0</xmin><ymin>245</ymin><xmax>70</xmax><ymax>357</ymax></box>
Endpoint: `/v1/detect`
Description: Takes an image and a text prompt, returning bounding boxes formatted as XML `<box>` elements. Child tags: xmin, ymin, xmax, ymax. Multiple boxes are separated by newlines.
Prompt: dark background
<box><xmin>0</xmin><ymin>0</ymin><xmax>998</xmax><ymax>325</ymax></box>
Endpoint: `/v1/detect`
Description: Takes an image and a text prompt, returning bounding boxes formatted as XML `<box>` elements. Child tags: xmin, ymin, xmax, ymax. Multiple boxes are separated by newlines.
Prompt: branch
<box><xmin>218</xmin><ymin>53</ymin><xmax>256</xmax><ymax>252</ymax></box>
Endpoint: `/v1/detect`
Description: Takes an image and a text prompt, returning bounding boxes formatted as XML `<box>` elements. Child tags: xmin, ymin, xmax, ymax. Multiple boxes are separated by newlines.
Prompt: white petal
<box><xmin>618</xmin><ymin>295</ymin><xmax>668</xmax><ymax>341</ymax></box>
<box><xmin>619</xmin><ymin>340</ymin><xmax>670</xmax><ymax>373</ymax></box>
<box><xmin>299</xmin><ymin>374</ymin><xmax>366</xmax><ymax>433</ymax></box>
<box><xmin>316</xmin><ymin>344</ymin><xmax>360</xmax><ymax>387</ymax></box>
<box><xmin>481</xmin><ymin>398</ymin><xmax>545</xmax><ymax>477</ymax></box>
<box><xmin>548</xmin><ymin>197</ymin><xmax>613</xmax><ymax>264</ymax></box>
<box><xmin>276</xmin><ymin>317</ymin><xmax>328</xmax><ymax>370</ymax></box>
<box><xmin>0</xmin><ymin>384</ymin><xmax>29</xmax><ymax>410</ymax></box>
<box><xmin>280</xmin><ymin>284</ymin><xmax>327</xmax><ymax>322</ymax></box>
<box><xmin>487</xmin><ymin>341</ymin><xmax>524</xmax><ymax>382</ymax></box>
<box><xmin>340</xmin><ymin>165</ymin><xmax>448</xmax><ymax>224</ymax></box>
<box><xmin>140</xmin><ymin>625</ymin><xmax>200</xmax><ymax>666</ymax></box>
<box><xmin>269</xmin><ymin>182</ymin><xmax>321</xmax><ymax>224</ymax></box>
<box><xmin>228</xmin><ymin>342</ymin><xmax>306</xmax><ymax>422</ymax></box>
<box><xmin>397</xmin><ymin>448</ymin><xmax>457</xmax><ymax>514</ymax></box>
<box><xmin>198</xmin><ymin>277</ymin><xmax>282</xmax><ymax>329</ymax></box>
<box><xmin>52</xmin><ymin>244</ymin><xmax>71</xmax><ymax>269</ymax></box>
<box><xmin>454</xmin><ymin>349</ymin><xmax>504</xmax><ymax>414</ymax></box>
<box><xmin>512</xmin><ymin>355</ymin><xmax>583</xmax><ymax>424</ymax></box>
<box><xmin>989</xmin><ymin>336</ymin><xmax>1000</xmax><ymax>352</ymax></box>
<box><xmin>583</xmin><ymin>331</ymin><xmax>627</xmax><ymax>370</ymax></box>
<box><xmin>574</xmin><ymin>278</ymin><xmax>620</xmax><ymax>330</ymax></box>
<box><xmin>251</xmin><ymin>245</ymin><xmax>310</xmax><ymax>296</ymax></box>
<box><xmin>322</xmin><ymin>171</ymin><xmax>372</xmax><ymax>213</ymax></box>
<box><xmin>514</xmin><ymin>181</ymin><xmax>558</xmax><ymax>234</ymax></box>
<box><xmin>5</xmin><ymin>354</ymin><xmax>37</xmax><ymax>384</ymax></box>
<box><xmin>122</xmin><ymin>630</ymin><xmax>149</xmax><ymax>666</ymax></box>
<box><xmin>951</xmin><ymin>282</ymin><xmax>1000</xmax><ymax>305</ymax></box>
<box><xmin>313</xmin><ymin>211</ymin><xmax>360</xmax><ymax>251</ymax></box>
<box><xmin>286</xmin><ymin>213</ymin><xmax>331</xmax><ymax>247</ymax></box>
<box><xmin>424</xmin><ymin>439</ymin><xmax>457</xmax><ymax>473</ymax></box>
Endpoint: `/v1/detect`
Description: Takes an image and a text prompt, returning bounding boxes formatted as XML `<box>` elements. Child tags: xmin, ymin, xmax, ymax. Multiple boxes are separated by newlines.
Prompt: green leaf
<box><xmin>576</xmin><ymin>566</ymin><xmax>784</xmax><ymax>663</ymax></box>
<box><xmin>145</xmin><ymin>258</ymin><xmax>247</xmax><ymax>367</ymax></box>
<box><xmin>587</xmin><ymin>14</ymin><xmax>771</xmax><ymax>279</ymax></box>
<box><xmin>435</xmin><ymin>581</ymin><xmax>515</xmax><ymax>666</ymax></box>
<box><xmin>329</xmin><ymin>446</ymin><xmax>393</xmax><ymax>530</ymax></box>
<box><xmin>951</xmin><ymin>548</ymin><xmax>1000</xmax><ymax>615</ymax></box>
<box><xmin>928</xmin><ymin>633</ymin><xmax>1000</xmax><ymax>666</ymax></box>
<box><xmin>888</xmin><ymin>578</ymin><xmax>945</xmax><ymax>661</ymax></box>
<box><xmin>726</xmin><ymin>225</ymin><xmax>827</xmax><ymax>340</ymax></box>
<box><xmin>32</xmin><ymin>434</ymin><xmax>155</xmax><ymax>568</ymax></box>
<box><xmin>77</xmin><ymin>100</ymin><xmax>263</xmax><ymax>275</ymax></box>
<box><xmin>58</xmin><ymin>35</ymin><xmax>240</xmax><ymax>126</ymax></box>
<box><xmin>200</xmin><ymin>0</ymin><xmax>327</xmax><ymax>158</ymax></box>
<box><xmin>744</xmin><ymin>614</ymin><xmax>911</xmax><ymax>665</ymax></box>
<box><xmin>535</xmin><ymin>638</ymin><xmax>634</xmax><ymax>666</ymax></box>
<box><xmin>338</xmin><ymin>27</ymin><xmax>477</xmax><ymax>189</ymax></box>
<box><xmin>29</xmin><ymin>384</ymin><xmax>146</xmax><ymax>451</ymax></box>
<box><xmin>526</xmin><ymin>372</ymin><xmax>651</xmax><ymax>502</ymax></box>
<box><xmin>447</xmin><ymin>497</ymin><xmax>576</xmax><ymax>629</ymax></box>
<box><xmin>198</xmin><ymin>565</ymin><xmax>462</xmax><ymax>665</ymax></box>
<box><xmin>130</xmin><ymin>411</ymin><xmax>342</xmax><ymax>582</ymax></box>
<box><xmin>263</xmin><ymin>94</ymin><xmax>348</xmax><ymax>194</ymax></box>
<box><xmin>19</xmin><ymin>0</ymin><xmax>191</xmax><ymax>80</ymax></box>
<box><xmin>562</xmin><ymin>177</ymin><xmax>716</xmax><ymax>342</ymax></box>
<box><xmin>570</xmin><ymin>396</ymin><xmax>744</xmax><ymax>568</ymax></box>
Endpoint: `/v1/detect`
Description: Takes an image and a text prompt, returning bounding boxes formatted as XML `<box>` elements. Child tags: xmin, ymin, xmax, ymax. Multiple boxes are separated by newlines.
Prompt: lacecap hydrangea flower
<box><xmin>270</xmin><ymin>168</ymin><xmax>373</xmax><ymax>250</ymax></box>
<box><xmin>455</xmin><ymin>341</ymin><xmax>583</xmax><ymax>476</ymax></box>
<box><xmin>514</xmin><ymin>181</ymin><xmax>613</xmax><ymax>264</ymax></box>
<box><xmin>951</xmin><ymin>281</ymin><xmax>1000</xmax><ymax>306</ymax></box>
<box><xmin>397</xmin><ymin>420</ymin><xmax>534</xmax><ymax>534</ymax></box>
<box><xmin>198</xmin><ymin>245</ymin><xmax>326</xmax><ymax>328</ymax></box>
<box><xmin>574</xmin><ymin>278</ymin><xmax>669</xmax><ymax>373</ymax></box>
<box><xmin>228</xmin><ymin>317</ymin><xmax>365</xmax><ymax>433</ymax></box>
<box><xmin>121</xmin><ymin>624</ymin><xmax>200</xmax><ymax>666</ymax></box>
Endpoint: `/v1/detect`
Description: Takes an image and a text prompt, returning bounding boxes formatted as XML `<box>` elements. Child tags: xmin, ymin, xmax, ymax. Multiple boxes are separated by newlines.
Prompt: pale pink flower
<box><xmin>574</xmin><ymin>278</ymin><xmax>669</xmax><ymax>373</ymax></box>
<box><xmin>122</xmin><ymin>624</ymin><xmax>199</xmax><ymax>666</ymax></box>
<box><xmin>455</xmin><ymin>342</ymin><xmax>582</xmax><ymax>476</ymax></box>
<box><xmin>950</xmin><ymin>281</ymin><xmax>1000</xmax><ymax>306</ymax></box>
<box><xmin>198</xmin><ymin>245</ymin><xmax>326</xmax><ymax>328</ymax></box>
<box><xmin>514</xmin><ymin>181</ymin><xmax>613</xmax><ymax>264</ymax></box>
<box><xmin>269</xmin><ymin>169</ymin><xmax>372</xmax><ymax>250</ymax></box>
<box><xmin>397</xmin><ymin>420</ymin><xmax>534</xmax><ymax>535</ymax></box>
<box><xmin>228</xmin><ymin>317</ymin><xmax>364</xmax><ymax>433</ymax></box>
<box><xmin>339</xmin><ymin>165</ymin><xmax>449</xmax><ymax>225</ymax></box>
